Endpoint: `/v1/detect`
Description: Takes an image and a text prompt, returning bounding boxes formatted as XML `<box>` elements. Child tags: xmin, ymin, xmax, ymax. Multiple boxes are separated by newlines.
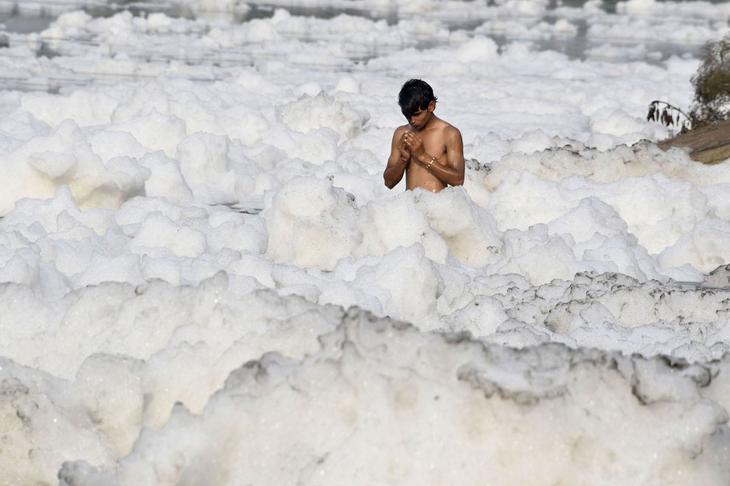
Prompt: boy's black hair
<box><xmin>398</xmin><ymin>79</ymin><xmax>437</xmax><ymax>119</ymax></box>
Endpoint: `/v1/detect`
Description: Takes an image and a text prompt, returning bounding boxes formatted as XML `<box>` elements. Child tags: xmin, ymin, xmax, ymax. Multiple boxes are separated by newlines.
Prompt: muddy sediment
<box><xmin>659</xmin><ymin>119</ymin><xmax>730</xmax><ymax>164</ymax></box>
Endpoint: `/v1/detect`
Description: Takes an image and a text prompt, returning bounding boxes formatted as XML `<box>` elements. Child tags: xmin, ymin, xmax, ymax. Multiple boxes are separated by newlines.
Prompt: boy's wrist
<box><xmin>417</xmin><ymin>153</ymin><xmax>437</xmax><ymax>168</ymax></box>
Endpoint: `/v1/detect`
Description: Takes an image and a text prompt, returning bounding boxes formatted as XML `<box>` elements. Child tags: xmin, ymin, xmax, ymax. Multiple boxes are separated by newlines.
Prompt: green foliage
<box><xmin>690</xmin><ymin>35</ymin><xmax>730</xmax><ymax>126</ymax></box>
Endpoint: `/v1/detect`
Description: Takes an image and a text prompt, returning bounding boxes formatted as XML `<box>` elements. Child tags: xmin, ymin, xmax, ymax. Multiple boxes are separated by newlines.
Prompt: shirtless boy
<box><xmin>383</xmin><ymin>79</ymin><xmax>465</xmax><ymax>192</ymax></box>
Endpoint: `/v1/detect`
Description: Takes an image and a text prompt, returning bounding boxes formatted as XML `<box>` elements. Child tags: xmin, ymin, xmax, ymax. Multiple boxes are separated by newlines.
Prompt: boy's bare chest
<box><xmin>409</xmin><ymin>129</ymin><xmax>447</xmax><ymax>156</ymax></box>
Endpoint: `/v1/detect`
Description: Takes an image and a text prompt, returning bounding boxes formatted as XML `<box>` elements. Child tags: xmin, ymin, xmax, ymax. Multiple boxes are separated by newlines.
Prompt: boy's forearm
<box><xmin>415</xmin><ymin>154</ymin><xmax>464</xmax><ymax>186</ymax></box>
<box><xmin>383</xmin><ymin>163</ymin><xmax>406</xmax><ymax>188</ymax></box>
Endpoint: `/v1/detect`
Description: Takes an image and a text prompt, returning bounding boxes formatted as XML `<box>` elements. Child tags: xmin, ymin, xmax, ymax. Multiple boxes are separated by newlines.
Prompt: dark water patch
<box><xmin>0</xmin><ymin>14</ymin><xmax>52</xmax><ymax>33</ymax></box>
<box><xmin>245</xmin><ymin>3</ymin><xmax>399</xmax><ymax>24</ymax></box>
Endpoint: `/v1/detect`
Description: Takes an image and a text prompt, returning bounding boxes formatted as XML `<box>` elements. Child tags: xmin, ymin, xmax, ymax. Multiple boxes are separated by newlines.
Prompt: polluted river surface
<box><xmin>0</xmin><ymin>0</ymin><xmax>730</xmax><ymax>484</ymax></box>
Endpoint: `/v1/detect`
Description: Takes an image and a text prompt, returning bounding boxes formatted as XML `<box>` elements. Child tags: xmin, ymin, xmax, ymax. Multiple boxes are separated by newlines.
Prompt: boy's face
<box><xmin>405</xmin><ymin>100</ymin><xmax>435</xmax><ymax>130</ymax></box>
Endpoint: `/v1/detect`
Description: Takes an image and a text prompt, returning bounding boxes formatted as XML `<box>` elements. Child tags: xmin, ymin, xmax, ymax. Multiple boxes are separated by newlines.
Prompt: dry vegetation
<box><xmin>690</xmin><ymin>34</ymin><xmax>730</xmax><ymax>127</ymax></box>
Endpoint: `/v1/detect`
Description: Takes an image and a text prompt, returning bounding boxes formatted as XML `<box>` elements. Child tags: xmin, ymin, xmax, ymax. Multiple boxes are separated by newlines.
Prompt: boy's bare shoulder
<box><xmin>390</xmin><ymin>125</ymin><xmax>409</xmax><ymax>142</ymax></box>
<box><xmin>437</xmin><ymin>119</ymin><xmax>462</xmax><ymax>140</ymax></box>
<box><xmin>391</xmin><ymin>124</ymin><xmax>408</xmax><ymax>138</ymax></box>
<box><xmin>438</xmin><ymin>119</ymin><xmax>460</xmax><ymax>132</ymax></box>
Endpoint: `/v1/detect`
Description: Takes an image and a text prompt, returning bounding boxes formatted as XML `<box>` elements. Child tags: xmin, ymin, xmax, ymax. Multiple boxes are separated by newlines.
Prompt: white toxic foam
<box><xmin>0</xmin><ymin>2</ymin><xmax>729</xmax><ymax>484</ymax></box>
